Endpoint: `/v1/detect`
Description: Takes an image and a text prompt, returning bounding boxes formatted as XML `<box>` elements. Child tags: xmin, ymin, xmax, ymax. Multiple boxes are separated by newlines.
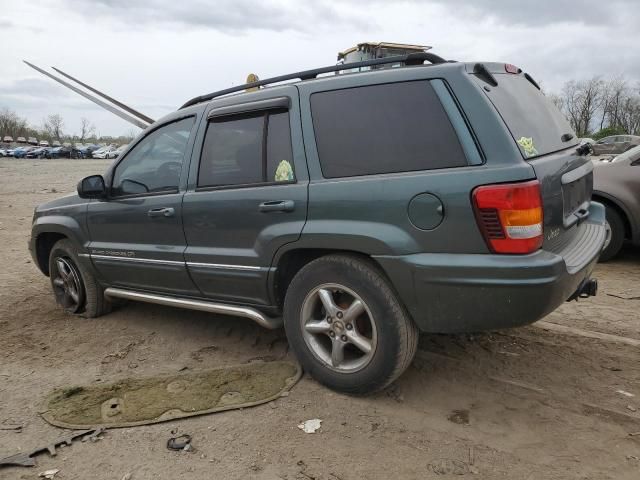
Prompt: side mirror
<box><xmin>77</xmin><ymin>175</ymin><xmax>106</xmax><ymax>199</ymax></box>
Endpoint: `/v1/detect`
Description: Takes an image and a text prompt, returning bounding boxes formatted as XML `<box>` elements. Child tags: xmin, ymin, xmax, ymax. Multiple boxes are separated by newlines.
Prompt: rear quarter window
<box><xmin>310</xmin><ymin>81</ymin><xmax>469</xmax><ymax>178</ymax></box>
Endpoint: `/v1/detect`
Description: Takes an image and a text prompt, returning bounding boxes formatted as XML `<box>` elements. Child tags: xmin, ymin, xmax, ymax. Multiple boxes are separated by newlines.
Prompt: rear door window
<box><xmin>198</xmin><ymin>110</ymin><xmax>294</xmax><ymax>188</ymax></box>
<box><xmin>310</xmin><ymin>81</ymin><xmax>469</xmax><ymax>178</ymax></box>
<box><xmin>476</xmin><ymin>75</ymin><xmax>578</xmax><ymax>159</ymax></box>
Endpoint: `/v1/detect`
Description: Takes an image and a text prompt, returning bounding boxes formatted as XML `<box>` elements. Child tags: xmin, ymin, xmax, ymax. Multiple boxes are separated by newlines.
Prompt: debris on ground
<box><xmin>0</xmin><ymin>424</ymin><xmax>22</xmax><ymax>432</ymax></box>
<box><xmin>121</xmin><ymin>473</ymin><xmax>132</xmax><ymax>480</ymax></box>
<box><xmin>167</xmin><ymin>434</ymin><xmax>193</xmax><ymax>451</ymax></box>
<box><xmin>616</xmin><ymin>389</ymin><xmax>635</xmax><ymax>398</ymax></box>
<box><xmin>298</xmin><ymin>419</ymin><xmax>322</xmax><ymax>434</ymax></box>
<box><xmin>626</xmin><ymin>405</ymin><xmax>637</xmax><ymax>412</ymax></box>
<box><xmin>38</xmin><ymin>469</ymin><xmax>59</xmax><ymax>479</ymax></box>
<box><xmin>0</xmin><ymin>428</ymin><xmax>105</xmax><ymax>468</ymax></box>
<box><xmin>447</xmin><ymin>409</ymin><xmax>470</xmax><ymax>425</ymax></box>
<box><xmin>101</xmin><ymin>341</ymin><xmax>140</xmax><ymax>364</ymax></box>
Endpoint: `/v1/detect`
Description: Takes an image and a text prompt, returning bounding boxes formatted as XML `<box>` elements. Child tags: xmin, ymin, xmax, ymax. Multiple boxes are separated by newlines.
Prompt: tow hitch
<box><xmin>567</xmin><ymin>278</ymin><xmax>598</xmax><ymax>301</ymax></box>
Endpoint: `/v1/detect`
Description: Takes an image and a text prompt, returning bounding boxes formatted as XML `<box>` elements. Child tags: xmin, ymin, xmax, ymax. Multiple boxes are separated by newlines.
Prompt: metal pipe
<box><xmin>104</xmin><ymin>287</ymin><xmax>283</xmax><ymax>330</ymax></box>
<box><xmin>23</xmin><ymin>61</ymin><xmax>150</xmax><ymax>129</ymax></box>
<box><xmin>51</xmin><ymin>66</ymin><xmax>155</xmax><ymax>124</ymax></box>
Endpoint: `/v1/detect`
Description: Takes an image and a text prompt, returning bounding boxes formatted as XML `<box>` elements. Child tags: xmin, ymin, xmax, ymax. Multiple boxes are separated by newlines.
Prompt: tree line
<box><xmin>549</xmin><ymin>75</ymin><xmax>640</xmax><ymax>139</ymax></box>
<box><xmin>0</xmin><ymin>108</ymin><xmax>136</xmax><ymax>145</ymax></box>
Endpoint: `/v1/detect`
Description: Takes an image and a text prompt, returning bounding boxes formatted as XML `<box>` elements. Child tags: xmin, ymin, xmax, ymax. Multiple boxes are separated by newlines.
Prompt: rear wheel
<box><xmin>600</xmin><ymin>206</ymin><xmax>625</xmax><ymax>262</ymax></box>
<box><xmin>284</xmin><ymin>254</ymin><xmax>418</xmax><ymax>394</ymax></box>
<box><xmin>48</xmin><ymin>239</ymin><xmax>111</xmax><ymax>317</ymax></box>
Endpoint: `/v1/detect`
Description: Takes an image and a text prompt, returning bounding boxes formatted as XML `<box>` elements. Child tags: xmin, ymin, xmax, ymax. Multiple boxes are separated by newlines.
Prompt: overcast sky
<box><xmin>0</xmin><ymin>0</ymin><xmax>638</xmax><ymax>136</ymax></box>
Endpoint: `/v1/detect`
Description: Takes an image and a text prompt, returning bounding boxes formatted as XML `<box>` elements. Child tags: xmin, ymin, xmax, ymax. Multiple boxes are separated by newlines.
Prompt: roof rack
<box><xmin>180</xmin><ymin>52</ymin><xmax>448</xmax><ymax>109</ymax></box>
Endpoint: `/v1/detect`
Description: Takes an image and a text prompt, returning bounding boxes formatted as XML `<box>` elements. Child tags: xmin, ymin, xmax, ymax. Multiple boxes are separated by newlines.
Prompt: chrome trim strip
<box><xmin>186</xmin><ymin>261</ymin><xmax>263</xmax><ymax>271</ymax></box>
<box><xmin>90</xmin><ymin>254</ymin><xmax>184</xmax><ymax>266</ymax></box>
<box><xmin>104</xmin><ymin>287</ymin><xmax>283</xmax><ymax>330</ymax></box>
<box><xmin>77</xmin><ymin>253</ymin><xmax>90</xmax><ymax>258</ymax></box>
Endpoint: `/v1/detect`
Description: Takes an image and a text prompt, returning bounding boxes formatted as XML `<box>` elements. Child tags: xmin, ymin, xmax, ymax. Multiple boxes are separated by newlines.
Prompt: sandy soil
<box><xmin>0</xmin><ymin>158</ymin><xmax>638</xmax><ymax>480</ymax></box>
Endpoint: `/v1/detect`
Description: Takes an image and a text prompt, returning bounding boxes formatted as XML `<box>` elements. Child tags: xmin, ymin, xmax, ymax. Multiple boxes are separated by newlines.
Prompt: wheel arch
<box><xmin>592</xmin><ymin>192</ymin><xmax>632</xmax><ymax>240</ymax></box>
<box><xmin>32</xmin><ymin>220</ymin><xmax>84</xmax><ymax>276</ymax></box>
<box><xmin>270</xmin><ymin>247</ymin><xmax>390</xmax><ymax>309</ymax></box>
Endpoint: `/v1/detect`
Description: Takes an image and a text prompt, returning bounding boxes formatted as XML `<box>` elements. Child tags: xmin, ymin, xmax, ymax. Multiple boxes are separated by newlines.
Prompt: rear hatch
<box><xmin>470</xmin><ymin>64</ymin><xmax>592</xmax><ymax>253</ymax></box>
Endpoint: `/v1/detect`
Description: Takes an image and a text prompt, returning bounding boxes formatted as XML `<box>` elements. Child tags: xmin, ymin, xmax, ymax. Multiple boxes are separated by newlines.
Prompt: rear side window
<box><xmin>477</xmin><ymin>75</ymin><xmax>578</xmax><ymax>159</ymax></box>
<box><xmin>198</xmin><ymin>110</ymin><xmax>294</xmax><ymax>188</ymax></box>
<box><xmin>310</xmin><ymin>81</ymin><xmax>468</xmax><ymax>178</ymax></box>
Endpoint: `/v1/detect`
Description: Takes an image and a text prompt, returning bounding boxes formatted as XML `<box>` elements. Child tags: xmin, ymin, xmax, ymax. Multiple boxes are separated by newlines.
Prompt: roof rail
<box><xmin>180</xmin><ymin>52</ymin><xmax>448</xmax><ymax>109</ymax></box>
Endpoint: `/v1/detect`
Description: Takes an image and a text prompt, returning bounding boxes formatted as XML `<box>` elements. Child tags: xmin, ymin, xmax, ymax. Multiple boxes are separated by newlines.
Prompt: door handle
<box><xmin>258</xmin><ymin>200</ymin><xmax>295</xmax><ymax>213</ymax></box>
<box><xmin>147</xmin><ymin>207</ymin><xmax>175</xmax><ymax>218</ymax></box>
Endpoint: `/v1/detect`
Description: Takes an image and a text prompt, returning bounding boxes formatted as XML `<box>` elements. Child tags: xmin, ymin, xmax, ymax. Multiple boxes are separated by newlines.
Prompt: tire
<box><xmin>600</xmin><ymin>206</ymin><xmax>625</xmax><ymax>262</ymax></box>
<box><xmin>48</xmin><ymin>239</ymin><xmax>111</xmax><ymax>318</ymax></box>
<box><xmin>283</xmin><ymin>254</ymin><xmax>418</xmax><ymax>394</ymax></box>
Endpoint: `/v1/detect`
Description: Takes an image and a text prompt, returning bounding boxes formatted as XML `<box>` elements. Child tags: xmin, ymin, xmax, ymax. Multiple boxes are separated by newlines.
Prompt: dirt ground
<box><xmin>0</xmin><ymin>158</ymin><xmax>638</xmax><ymax>480</ymax></box>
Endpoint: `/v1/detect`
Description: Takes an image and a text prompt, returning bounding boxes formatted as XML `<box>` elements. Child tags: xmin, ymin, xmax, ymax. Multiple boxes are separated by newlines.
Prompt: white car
<box><xmin>92</xmin><ymin>145</ymin><xmax>117</xmax><ymax>159</ymax></box>
<box><xmin>105</xmin><ymin>144</ymin><xmax>128</xmax><ymax>159</ymax></box>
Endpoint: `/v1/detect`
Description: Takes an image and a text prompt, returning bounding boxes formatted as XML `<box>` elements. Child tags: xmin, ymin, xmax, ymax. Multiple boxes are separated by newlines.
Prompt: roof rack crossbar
<box><xmin>180</xmin><ymin>52</ymin><xmax>447</xmax><ymax>109</ymax></box>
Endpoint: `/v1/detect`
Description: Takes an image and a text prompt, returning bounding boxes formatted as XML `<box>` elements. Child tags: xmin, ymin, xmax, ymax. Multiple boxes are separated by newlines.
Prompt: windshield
<box><xmin>476</xmin><ymin>74</ymin><xmax>578</xmax><ymax>159</ymax></box>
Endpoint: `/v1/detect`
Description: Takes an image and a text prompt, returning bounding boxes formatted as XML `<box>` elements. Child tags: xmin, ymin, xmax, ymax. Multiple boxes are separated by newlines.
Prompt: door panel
<box><xmin>183</xmin><ymin>183</ymin><xmax>307</xmax><ymax>304</ymax></box>
<box><xmin>87</xmin><ymin>115</ymin><xmax>201</xmax><ymax>295</ymax></box>
<box><xmin>87</xmin><ymin>193</ymin><xmax>199</xmax><ymax>295</ymax></box>
<box><xmin>183</xmin><ymin>87</ymin><xmax>308</xmax><ymax>306</ymax></box>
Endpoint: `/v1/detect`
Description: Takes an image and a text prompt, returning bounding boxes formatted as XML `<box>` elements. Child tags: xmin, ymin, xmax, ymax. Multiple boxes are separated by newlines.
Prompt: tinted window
<box><xmin>198</xmin><ymin>115</ymin><xmax>263</xmax><ymax>187</ymax></box>
<box><xmin>310</xmin><ymin>81</ymin><xmax>468</xmax><ymax>178</ymax></box>
<box><xmin>266</xmin><ymin>111</ymin><xmax>294</xmax><ymax>182</ymax></box>
<box><xmin>476</xmin><ymin>75</ymin><xmax>578</xmax><ymax>159</ymax></box>
<box><xmin>198</xmin><ymin>111</ymin><xmax>294</xmax><ymax>187</ymax></box>
<box><xmin>112</xmin><ymin>117</ymin><xmax>194</xmax><ymax>196</ymax></box>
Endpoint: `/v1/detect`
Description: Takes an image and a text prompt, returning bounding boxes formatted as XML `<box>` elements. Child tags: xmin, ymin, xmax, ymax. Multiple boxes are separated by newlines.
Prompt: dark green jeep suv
<box><xmin>30</xmin><ymin>54</ymin><xmax>605</xmax><ymax>394</ymax></box>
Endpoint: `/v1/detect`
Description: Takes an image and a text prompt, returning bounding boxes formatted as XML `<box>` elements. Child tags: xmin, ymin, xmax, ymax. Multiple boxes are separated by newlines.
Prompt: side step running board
<box><xmin>104</xmin><ymin>288</ymin><xmax>283</xmax><ymax>330</ymax></box>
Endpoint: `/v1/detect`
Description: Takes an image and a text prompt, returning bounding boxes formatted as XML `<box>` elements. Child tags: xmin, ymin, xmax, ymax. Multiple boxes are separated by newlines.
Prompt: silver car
<box><xmin>593</xmin><ymin>145</ymin><xmax>640</xmax><ymax>260</ymax></box>
<box><xmin>591</xmin><ymin>135</ymin><xmax>640</xmax><ymax>156</ymax></box>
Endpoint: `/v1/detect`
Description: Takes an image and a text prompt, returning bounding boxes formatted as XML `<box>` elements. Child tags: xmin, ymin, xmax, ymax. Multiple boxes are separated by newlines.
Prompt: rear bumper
<box><xmin>374</xmin><ymin>202</ymin><xmax>606</xmax><ymax>333</ymax></box>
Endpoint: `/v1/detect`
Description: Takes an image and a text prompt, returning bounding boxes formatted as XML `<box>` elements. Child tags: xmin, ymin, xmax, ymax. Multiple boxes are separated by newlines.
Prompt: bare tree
<box><xmin>0</xmin><ymin>108</ymin><xmax>29</xmax><ymax>139</ymax></box>
<box><xmin>78</xmin><ymin>117</ymin><xmax>95</xmax><ymax>142</ymax></box>
<box><xmin>42</xmin><ymin>114</ymin><xmax>65</xmax><ymax>141</ymax></box>
<box><xmin>561</xmin><ymin>77</ymin><xmax>603</xmax><ymax>136</ymax></box>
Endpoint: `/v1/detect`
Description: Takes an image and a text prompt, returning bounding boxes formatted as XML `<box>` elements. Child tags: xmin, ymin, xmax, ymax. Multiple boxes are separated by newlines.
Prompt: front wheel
<box><xmin>48</xmin><ymin>239</ymin><xmax>111</xmax><ymax>317</ymax></box>
<box><xmin>284</xmin><ymin>254</ymin><xmax>418</xmax><ymax>394</ymax></box>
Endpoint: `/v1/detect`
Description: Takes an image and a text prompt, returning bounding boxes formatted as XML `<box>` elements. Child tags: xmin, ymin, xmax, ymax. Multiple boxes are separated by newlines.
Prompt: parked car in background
<box><xmin>26</xmin><ymin>147</ymin><xmax>51</xmax><ymax>158</ymax></box>
<box><xmin>0</xmin><ymin>148</ymin><xmax>8</xmax><ymax>157</ymax></box>
<box><xmin>106</xmin><ymin>144</ymin><xmax>127</xmax><ymax>159</ymax></box>
<box><xmin>76</xmin><ymin>144</ymin><xmax>99</xmax><ymax>158</ymax></box>
<box><xmin>592</xmin><ymin>145</ymin><xmax>640</xmax><ymax>261</ymax></box>
<box><xmin>28</xmin><ymin>137</ymin><xmax>38</xmax><ymax>145</ymax></box>
<box><xmin>47</xmin><ymin>146</ymin><xmax>79</xmax><ymax>159</ymax></box>
<box><xmin>13</xmin><ymin>146</ymin><xmax>36</xmax><ymax>158</ymax></box>
<box><xmin>39</xmin><ymin>140</ymin><xmax>50</xmax><ymax>147</ymax></box>
<box><xmin>591</xmin><ymin>135</ymin><xmax>640</xmax><ymax>156</ymax></box>
<box><xmin>3</xmin><ymin>136</ymin><xmax>14</xmax><ymax>143</ymax></box>
<box><xmin>52</xmin><ymin>141</ymin><xmax>61</xmax><ymax>147</ymax></box>
<box><xmin>16</xmin><ymin>136</ymin><xmax>27</xmax><ymax>144</ymax></box>
<box><xmin>92</xmin><ymin>145</ymin><xmax>117</xmax><ymax>159</ymax></box>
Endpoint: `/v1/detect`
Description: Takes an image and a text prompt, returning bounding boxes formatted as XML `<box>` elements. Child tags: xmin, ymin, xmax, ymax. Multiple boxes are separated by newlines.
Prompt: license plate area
<box><xmin>563</xmin><ymin>173</ymin><xmax>592</xmax><ymax>219</ymax></box>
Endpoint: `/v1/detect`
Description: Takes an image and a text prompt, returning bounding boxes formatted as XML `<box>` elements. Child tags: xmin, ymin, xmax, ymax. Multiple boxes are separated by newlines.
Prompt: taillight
<box><xmin>472</xmin><ymin>180</ymin><xmax>543</xmax><ymax>254</ymax></box>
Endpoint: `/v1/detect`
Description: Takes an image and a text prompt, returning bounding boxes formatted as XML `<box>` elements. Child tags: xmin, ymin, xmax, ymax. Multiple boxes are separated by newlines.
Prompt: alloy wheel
<box><xmin>52</xmin><ymin>257</ymin><xmax>85</xmax><ymax>313</ymax></box>
<box><xmin>300</xmin><ymin>283</ymin><xmax>377</xmax><ymax>372</ymax></box>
